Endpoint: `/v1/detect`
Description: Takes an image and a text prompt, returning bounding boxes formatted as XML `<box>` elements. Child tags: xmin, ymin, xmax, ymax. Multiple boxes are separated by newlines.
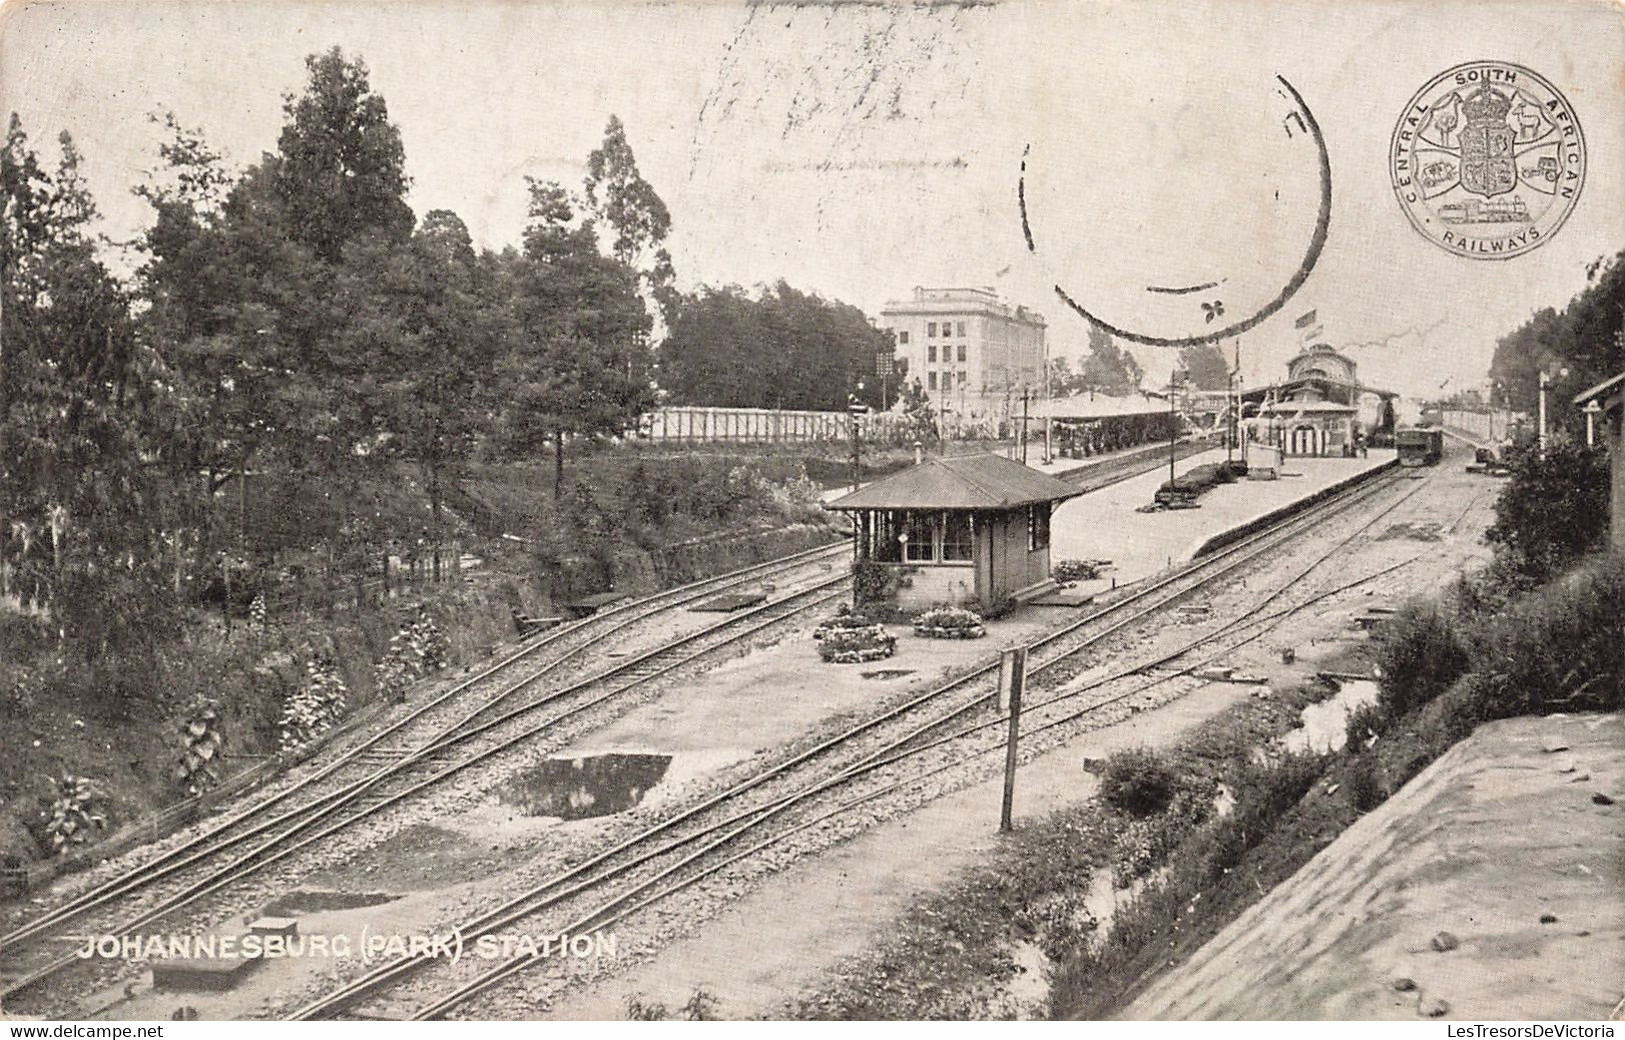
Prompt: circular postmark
<box><xmin>1020</xmin><ymin>74</ymin><xmax>1330</xmax><ymax>347</ymax></box>
<box><xmin>1390</xmin><ymin>61</ymin><xmax>1586</xmax><ymax>260</ymax></box>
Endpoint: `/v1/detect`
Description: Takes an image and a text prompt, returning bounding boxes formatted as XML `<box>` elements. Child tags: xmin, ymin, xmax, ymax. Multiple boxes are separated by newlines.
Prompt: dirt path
<box><xmin>544</xmin><ymin>685</ymin><xmax>1250</xmax><ymax>1019</ymax></box>
<box><xmin>1123</xmin><ymin>712</ymin><xmax>1624</xmax><ymax>1021</ymax></box>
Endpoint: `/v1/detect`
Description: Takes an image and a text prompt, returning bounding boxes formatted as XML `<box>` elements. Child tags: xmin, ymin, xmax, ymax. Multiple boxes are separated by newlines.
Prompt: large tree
<box><xmin>3</xmin><ymin>115</ymin><xmax>177</xmax><ymax>649</ymax></box>
<box><xmin>500</xmin><ymin>180</ymin><xmax>654</xmax><ymax>496</ymax></box>
<box><xmin>1077</xmin><ymin>324</ymin><xmax>1144</xmax><ymax>395</ymax></box>
<box><xmin>1179</xmin><ymin>343</ymin><xmax>1231</xmax><ymax>391</ymax></box>
<box><xmin>1491</xmin><ymin>250</ymin><xmax>1625</xmax><ymax>439</ymax></box>
<box><xmin>332</xmin><ymin>210</ymin><xmax>500</xmax><ymax>528</ymax></box>
<box><xmin>584</xmin><ymin>115</ymin><xmax>676</xmax><ymax>327</ymax></box>
<box><xmin>660</xmin><ymin>282</ymin><xmax>896</xmax><ymax>410</ymax></box>
<box><xmin>274</xmin><ymin>47</ymin><xmax>413</xmax><ymax>264</ymax></box>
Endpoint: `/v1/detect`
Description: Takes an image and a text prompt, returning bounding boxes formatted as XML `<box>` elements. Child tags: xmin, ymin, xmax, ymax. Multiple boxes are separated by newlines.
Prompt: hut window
<box><xmin>942</xmin><ymin>512</ymin><xmax>973</xmax><ymax>561</ymax></box>
<box><xmin>903</xmin><ymin>512</ymin><xmax>935</xmax><ymax>562</ymax></box>
<box><xmin>1028</xmin><ymin>505</ymin><xmax>1050</xmax><ymax>551</ymax></box>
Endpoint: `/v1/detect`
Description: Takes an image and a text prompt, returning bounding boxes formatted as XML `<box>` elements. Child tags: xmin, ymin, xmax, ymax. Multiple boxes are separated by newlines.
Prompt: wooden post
<box><xmin>999</xmin><ymin>645</ymin><xmax>1027</xmax><ymax>833</ymax></box>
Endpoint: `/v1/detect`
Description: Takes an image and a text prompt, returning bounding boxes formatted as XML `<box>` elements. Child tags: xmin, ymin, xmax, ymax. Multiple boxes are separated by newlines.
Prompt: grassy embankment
<box><xmin>780</xmin><ymin>552</ymin><xmax>1624</xmax><ymax>1020</ymax></box>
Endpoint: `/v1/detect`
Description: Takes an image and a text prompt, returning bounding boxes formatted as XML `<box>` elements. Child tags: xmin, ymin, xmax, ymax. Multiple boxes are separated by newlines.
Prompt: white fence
<box><xmin>639</xmin><ymin>406</ymin><xmax>916</xmax><ymax>445</ymax></box>
<box><xmin>1440</xmin><ymin>408</ymin><xmax>1522</xmax><ymax>445</ymax></box>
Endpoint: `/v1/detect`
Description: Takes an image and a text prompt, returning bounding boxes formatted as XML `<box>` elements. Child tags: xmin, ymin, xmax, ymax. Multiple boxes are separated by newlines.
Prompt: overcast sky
<box><xmin>3</xmin><ymin>0</ymin><xmax>1621</xmax><ymax>398</ymax></box>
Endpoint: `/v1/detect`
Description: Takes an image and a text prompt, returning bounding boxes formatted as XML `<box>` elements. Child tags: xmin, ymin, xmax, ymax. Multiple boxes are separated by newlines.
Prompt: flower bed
<box><xmin>813</xmin><ymin>607</ymin><xmax>877</xmax><ymax>641</ymax></box>
<box><xmin>818</xmin><ymin>624</ymin><xmax>897</xmax><ymax>663</ymax></box>
<box><xmin>911</xmin><ymin>605</ymin><xmax>986</xmax><ymax>639</ymax></box>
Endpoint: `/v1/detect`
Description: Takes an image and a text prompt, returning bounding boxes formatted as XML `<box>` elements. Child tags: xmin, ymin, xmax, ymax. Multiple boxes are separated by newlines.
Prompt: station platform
<box><xmin>1045</xmin><ymin>448</ymin><xmax>1398</xmax><ymax>601</ymax></box>
<box><xmin>1023</xmin><ymin>435</ymin><xmax>1213</xmax><ymax>483</ymax></box>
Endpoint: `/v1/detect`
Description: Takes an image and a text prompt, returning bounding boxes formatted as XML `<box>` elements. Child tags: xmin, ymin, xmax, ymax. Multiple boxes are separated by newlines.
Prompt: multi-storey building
<box><xmin>879</xmin><ymin>287</ymin><xmax>1046</xmax><ymax>423</ymax></box>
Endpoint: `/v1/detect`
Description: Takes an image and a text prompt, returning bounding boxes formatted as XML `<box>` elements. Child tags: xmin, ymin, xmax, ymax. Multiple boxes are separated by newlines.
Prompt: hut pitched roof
<box><xmin>824</xmin><ymin>453</ymin><xmax>1082</xmax><ymax>511</ymax></box>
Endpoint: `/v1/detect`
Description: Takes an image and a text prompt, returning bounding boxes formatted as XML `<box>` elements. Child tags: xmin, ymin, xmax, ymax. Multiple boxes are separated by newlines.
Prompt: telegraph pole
<box><xmin>998</xmin><ymin>646</ymin><xmax>1027</xmax><ymax>833</ymax></box>
<box><xmin>848</xmin><ymin>381</ymin><xmax>866</xmax><ymax>492</ymax></box>
<box><xmin>1167</xmin><ymin>369</ymin><xmax>1184</xmax><ymax>487</ymax></box>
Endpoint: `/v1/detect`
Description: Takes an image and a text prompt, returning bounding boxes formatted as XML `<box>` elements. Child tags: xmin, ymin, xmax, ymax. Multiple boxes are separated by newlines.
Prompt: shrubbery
<box><xmin>279</xmin><ymin>653</ymin><xmax>349</xmax><ymax>752</ymax></box>
<box><xmin>1485</xmin><ymin>444</ymin><xmax>1610</xmax><ymax>584</ymax></box>
<box><xmin>1373</xmin><ymin>602</ymin><xmax>1470</xmax><ymax>717</ymax></box>
<box><xmin>36</xmin><ymin>774</ymin><xmax>107</xmax><ymax>856</ymax></box>
<box><xmin>1099</xmin><ymin>748</ymin><xmax>1180</xmax><ymax>818</ymax></box>
<box><xmin>373</xmin><ymin>606</ymin><xmax>451</xmax><ymax>703</ymax></box>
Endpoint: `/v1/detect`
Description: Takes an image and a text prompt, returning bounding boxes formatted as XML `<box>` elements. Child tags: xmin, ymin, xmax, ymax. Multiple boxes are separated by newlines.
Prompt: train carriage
<box><xmin>1395</xmin><ymin>426</ymin><xmax>1444</xmax><ymax>467</ymax></box>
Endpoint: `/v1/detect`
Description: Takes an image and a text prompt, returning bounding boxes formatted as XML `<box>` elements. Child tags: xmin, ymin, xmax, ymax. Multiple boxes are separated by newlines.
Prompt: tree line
<box><xmin>1</xmin><ymin>48</ymin><xmax>677</xmax><ymax>650</ymax></box>
<box><xmin>1490</xmin><ymin>249</ymin><xmax>1624</xmax><ymax>438</ymax></box>
<box><xmin>1</xmin><ymin>46</ymin><xmax>933</xmax><ymax>654</ymax></box>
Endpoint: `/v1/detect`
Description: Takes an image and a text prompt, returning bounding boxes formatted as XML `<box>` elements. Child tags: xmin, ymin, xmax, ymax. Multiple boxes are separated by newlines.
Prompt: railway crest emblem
<box><xmin>1458</xmin><ymin>86</ymin><xmax>1516</xmax><ymax>196</ymax></box>
<box><xmin>1389</xmin><ymin>62</ymin><xmax>1585</xmax><ymax>260</ymax></box>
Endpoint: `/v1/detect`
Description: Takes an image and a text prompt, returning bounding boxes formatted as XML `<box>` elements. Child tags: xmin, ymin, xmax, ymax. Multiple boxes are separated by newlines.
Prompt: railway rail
<box><xmin>286</xmin><ymin>463</ymin><xmax>1431</xmax><ymax>1020</ymax></box>
<box><xmin>0</xmin><ymin>539</ymin><xmax>852</xmax><ymax>1005</ymax></box>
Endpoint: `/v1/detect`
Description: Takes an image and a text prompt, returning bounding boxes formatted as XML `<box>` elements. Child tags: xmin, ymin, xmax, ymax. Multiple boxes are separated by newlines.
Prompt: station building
<box><xmin>823</xmin><ymin>453</ymin><xmax>1081</xmax><ymax>614</ymax></box>
<box><xmin>879</xmin><ymin>287</ymin><xmax>1046</xmax><ymax>426</ymax></box>
<box><xmin>1239</xmin><ymin>343</ymin><xmax>1398</xmax><ymax>457</ymax></box>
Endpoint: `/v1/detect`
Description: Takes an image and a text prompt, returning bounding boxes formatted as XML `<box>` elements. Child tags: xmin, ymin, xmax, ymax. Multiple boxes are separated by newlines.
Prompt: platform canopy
<box><xmin>1030</xmin><ymin>391</ymin><xmax>1169</xmax><ymax>421</ymax></box>
<box><xmin>1260</xmin><ymin>399</ymin><xmax>1357</xmax><ymax>415</ymax></box>
<box><xmin>1239</xmin><ymin>375</ymin><xmax>1398</xmax><ymax>404</ymax></box>
<box><xmin>1573</xmin><ymin>371</ymin><xmax>1625</xmax><ymax>414</ymax></box>
<box><xmin>824</xmin><ymin>453</ymin><xmax>1083</xmax><ymax>512</ymax></box>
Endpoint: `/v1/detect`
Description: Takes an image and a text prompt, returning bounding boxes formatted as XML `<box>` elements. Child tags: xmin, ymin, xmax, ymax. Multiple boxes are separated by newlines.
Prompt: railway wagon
<box><xmin>1395</xmin><ymin>426</ymin><xmax>1444</xmax><ymax>467</ymax></box>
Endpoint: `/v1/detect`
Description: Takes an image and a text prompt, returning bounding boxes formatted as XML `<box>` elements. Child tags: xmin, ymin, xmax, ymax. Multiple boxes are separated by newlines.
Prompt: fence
<box><xmin>1439</xmin><ymin>408</ymin><xmax>1521</xmax><ymax>445</ymax></box>
<box><xmin>639</xmin><ymin>406</ymin><xmax>918</xmax><ymax>446</ymax></box>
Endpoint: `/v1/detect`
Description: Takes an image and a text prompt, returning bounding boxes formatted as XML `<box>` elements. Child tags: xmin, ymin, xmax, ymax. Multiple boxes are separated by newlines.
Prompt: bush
<box><xmin>853</xmin><ymin>560</ymin><xmax>903</xmax><ymax>608</ymax></box>
<box><xmin>1345</xmin><ymin>750</ymin><xmax>1384</xmax><ymax>812</ymax></box>
<box><xmin>279</xmin><ymin>653</ymin><xmax>349</xmax><ymax>752</ymax></box>
<box><xmin>1485</xmin><ymin>444</ymin><xmax>1610</xmax><ymax>583</ymax></box>
<box><xmin>1344</xmin><ymin>701</ymin><xmax>1386</xmax><ymax>751</ymax></box>
<box><xmin>374</xmin><ymin>606</ymin><xmax>450</xmax><ymax>703</ymax></box>
<box><xmin>1111</xmin><ymin>787</ymin><xmax>1211</xmax><ymax>885</ymax></box>
<box><xmin>1373</xmin><ymin>602</ymin><xmax>1469</xmax><ymax>717</ymax></box>
<box><xmin>36</xmin><ymin>774</ymin><xmax>107</xmax><ymax>856</ymax></box>
<box><xmin>1467</xmin><ymin>553</ymin><xmax>1625</xmax><ymax>718</ymax></box>
<box><xmin>1100</xmin><ymin>748</ymin><xmax>1179</xmax><ymax>818</ymax></box>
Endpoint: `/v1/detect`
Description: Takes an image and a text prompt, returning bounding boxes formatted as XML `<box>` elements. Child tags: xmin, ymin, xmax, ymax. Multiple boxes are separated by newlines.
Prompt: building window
<box><xmin>957</xmin><ymin>321</ymin><xmax>966</xmax><ymax>337</ymax></box>
<box><xmin>958</xmin><ymin>370</ymin><xmax>967</xmax><ymax>386</ymax></box>
<box><xmin>941</xmin><ymin>511</ymin><xmax>974</xmax><ymax>561</ymax></box>
<box><xmin>928</xmin><ymin>371</ymin><xmax>937</xmax><ymax>390</ymax></box>
<box><xmin>928</xmin><ymin>344</ymin><xmax>937</xmax><ymax>363</ymax></box>
<box><xmin>928</xmin><ymin>322</ymin><xmax>938</xmax><ymax>337</ymax></box>
<box><xmin>898</xmin><ymin>330</ymin><xmax>909</xmax><ymax>345</ymax></box>
<box><xmin>1028</xmin><ymin>504</ymin><xmax>1050</xmax><ymax>552</ymax></box>
<box><xmin>903</xmin><ymin>512</ymin><xmax>935</xmax><ymax>562</ymax></box>
<box><xmin>957</xmin><ymin>343</ymin><xmax>967</xmax><ymax>362</ymax></box>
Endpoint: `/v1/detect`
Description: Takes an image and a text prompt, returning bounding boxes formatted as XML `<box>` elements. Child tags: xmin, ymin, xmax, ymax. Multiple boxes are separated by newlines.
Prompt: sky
<box><xmin>2</xmin><ymin>0</ymin><xmax>1621</xmax><ymax>399</ymax></box>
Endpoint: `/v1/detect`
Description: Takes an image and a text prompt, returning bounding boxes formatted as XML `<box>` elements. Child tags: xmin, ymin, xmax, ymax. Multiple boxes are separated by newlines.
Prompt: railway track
<box><xmin>286</xmin><ymin>463</ymin><xmax>1429</xmax><ymax>1020</ymax></box>
<box><xmin>0</xmin><ymin>539</ymin><xmax>853</xmax><ymax>1005</ymax></box>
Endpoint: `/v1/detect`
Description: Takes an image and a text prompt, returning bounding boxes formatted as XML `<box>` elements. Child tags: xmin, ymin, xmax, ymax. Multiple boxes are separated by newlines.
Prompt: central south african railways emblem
<box><xmin>1390</xmin><ymin>62</ymin><xmax>1585</xmax><ymax>259</ymax></box>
